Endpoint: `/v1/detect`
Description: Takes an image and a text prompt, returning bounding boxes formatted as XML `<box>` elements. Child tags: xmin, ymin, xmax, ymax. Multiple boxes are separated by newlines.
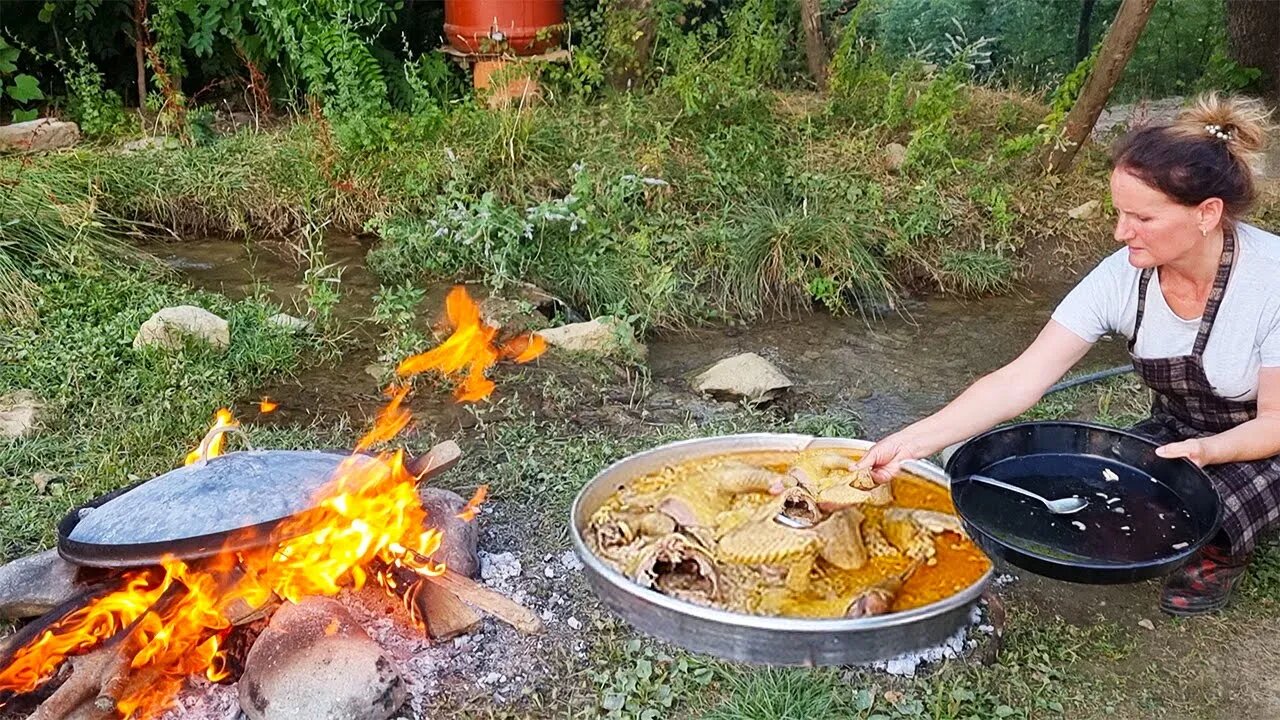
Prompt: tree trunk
<box><xmin>799</xmin><ymin>0</ymin><xmax>829</xmax><ymax>90</ymax></box>
<box><xmin>1075</xmin><ymin>0</ymin><xmax>1097</xmax><ymax>64</ymax></box>
<box><xmin>606</xmin><ymin>0</ymin><xmax>656</xmax><ymax>90</ymax></box>
<box><xmin>1046</xmin><ymin>0</ymin><xmax>1159</xmax><ymax>174</ymax></box>
<box><xmin>1225</xmin><ymin>0</ymin><xmax>1280</xmax><ymax>105</ymax></box>
<box><xmin>133</xmin><ymin>0</ymin><xmax>148</xmax><ymax>109</ymax></box>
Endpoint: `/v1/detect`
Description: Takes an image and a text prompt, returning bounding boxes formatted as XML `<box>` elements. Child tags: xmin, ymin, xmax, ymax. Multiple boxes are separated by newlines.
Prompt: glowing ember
<box><xmin>257</xmin><ymin>398</ymin><xmax>278</xmax><ymax>414</ymax></box>
<box><xmin>0</xmin><ymin>286</ymin><xmax>546</xmax><ymax>719</ymax></box>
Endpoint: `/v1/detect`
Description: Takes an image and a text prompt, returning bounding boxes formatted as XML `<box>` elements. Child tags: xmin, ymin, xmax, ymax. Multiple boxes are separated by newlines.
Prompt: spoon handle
<box><xmin>964</xmin><ymin>474</ymin><xmax>1051</xmax><ymax>508</ymax></box>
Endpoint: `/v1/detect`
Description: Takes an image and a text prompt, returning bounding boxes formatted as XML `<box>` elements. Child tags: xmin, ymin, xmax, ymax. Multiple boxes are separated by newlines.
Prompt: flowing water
<box><xmin>143</xmin><ymin>236</ymin><xmax>1131</xmax><ymax>437</ymax></box>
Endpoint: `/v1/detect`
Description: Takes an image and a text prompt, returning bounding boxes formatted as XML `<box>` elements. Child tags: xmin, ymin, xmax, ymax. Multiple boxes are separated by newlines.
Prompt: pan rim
<box><xmin>945</xmin><ymin>419</ymin><xmax>1224</xmax><ymax>577</ymax></box>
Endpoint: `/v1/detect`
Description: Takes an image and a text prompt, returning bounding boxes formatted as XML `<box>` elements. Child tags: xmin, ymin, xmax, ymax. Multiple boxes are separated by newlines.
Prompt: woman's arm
<box><xmin>856</xmin><ymin>320</ymin><xmax>1095</xmax><ymax>484</ymax></box>
<box><xmin>1156</xmin><ymin>367</ymin><xmax>1280</xmax><ymax>466</ymax></box>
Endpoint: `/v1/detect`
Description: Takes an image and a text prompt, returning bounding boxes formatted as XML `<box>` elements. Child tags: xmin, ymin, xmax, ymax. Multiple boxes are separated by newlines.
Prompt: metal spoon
<box><xmin>962</xmin><ymin>474</ymin><xmax>1089</xmax><ymax>514</ymax></box>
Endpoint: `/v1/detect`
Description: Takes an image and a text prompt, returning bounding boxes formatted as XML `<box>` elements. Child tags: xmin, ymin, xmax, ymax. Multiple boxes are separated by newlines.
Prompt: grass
<box><xmin>0</xmin><ymin>164</ymin><xmax>141</xmax><ymax>324</ymax></box>
<box><xmin>0</xmin><ymin>268</ymin><xmax>310</xmax><ymax>559</ymax></box>
<box><xmin>2</xmin><ymin>65</ymin><xmax>1134</xmax><ymax>332</ymax></box>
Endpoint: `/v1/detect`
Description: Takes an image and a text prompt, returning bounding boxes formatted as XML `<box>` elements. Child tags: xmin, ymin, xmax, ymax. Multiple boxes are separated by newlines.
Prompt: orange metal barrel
<box><xmin>444</xmin><ymin>0</ymin><xmax>566</xmax><ymax>56</ymax></box>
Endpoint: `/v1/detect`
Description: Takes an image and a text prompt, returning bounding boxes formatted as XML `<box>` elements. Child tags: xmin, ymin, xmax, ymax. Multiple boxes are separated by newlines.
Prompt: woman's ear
<box><xmin>1197</xmin><ymin>197</ymin><xmax>1225</xmax><ymax>233</ymax></box>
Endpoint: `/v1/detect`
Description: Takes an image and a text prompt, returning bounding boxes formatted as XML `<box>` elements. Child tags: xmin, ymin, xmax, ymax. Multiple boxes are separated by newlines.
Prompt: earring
<box><xmin>1201</xmin><ymin>226</ymin><xmax>1209</xmax><ymax>238</ymax></box>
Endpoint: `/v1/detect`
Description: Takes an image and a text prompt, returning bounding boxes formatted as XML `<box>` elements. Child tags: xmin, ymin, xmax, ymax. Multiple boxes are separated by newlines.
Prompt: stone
<box><xmin>0</xmin><ymin>119</ymin><xmax>81</xmax><ymax>153</ymax></box>
<box><xmin>1138</xmin><ymin>618</ymin><xmax>1155</xmax><ymax>631</ymax></box>
<box><xmin>133</xmin><ymin>305</ymin><xmax>230</xmax><ymax>352</ymax></box>
<box><xmin>267</xmin><ymin>313</ymin><xmax>314</xmax><ymax>333</ymax></box>
<box><xmin>0</xmin><ymin>549</ymin><xmax>82</xmax><ymax>619</ymax></box>
<box><xmin>239</xmin><ymin>597</ymin><xmax>406</xmax><ymax>720</ymax></box>
<box><xmin>479</xmin><ymin>295</ymin><xmax>549</xmax><ymax>335</ymax></box>
<box><xmin>693</xmin><ymin>352</ymin><xmax>793</xmax><ymax>404</ymax></box>
<box><xmin>0</xmin><ymin>390</ymin><xmax>42</xmax><ymax>439</ymax></box>
<box><xmin>883</xmin><ymin>142</ymin><xmax>908</xmax><ymax>171</ymax></box>
<box><xmin>120</xmin><ymin>136</ymin><xmax>181</xmax><ymax>153</ymax></box>
<box><xmin>1067</xmin><ymin>200</ymin><xmax>1102</xmax><ymax>220</ymax></box>
<box><xmin>537</xmin><ymin>317</ymin><xmax>645</xmax><ymax>359</ymax></box>
<box><xmin>30</xmin><ymin>470</ymin><xmax>57</xmax><ymax>494</ymax></box>
<box><xmin>416</xmin><ymin>487</ymin><xmax>480</xmax><ymax>579</ymax></box>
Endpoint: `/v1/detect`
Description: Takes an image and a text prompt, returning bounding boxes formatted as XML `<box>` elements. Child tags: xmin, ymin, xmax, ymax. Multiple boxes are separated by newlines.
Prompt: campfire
<box><xmin>0</xmin><ymin>286</ymin><xmax>547</xmax><ymax>720</ymax></box>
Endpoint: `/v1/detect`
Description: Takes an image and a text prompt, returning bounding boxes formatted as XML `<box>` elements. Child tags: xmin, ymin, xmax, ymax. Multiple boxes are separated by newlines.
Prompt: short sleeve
<box><xmin>1259</xmin><ymin>310</ymin><xmax>1280</xmax><ymax>367</ymax></box>
<box><xmin>1050</xmin><ymin>252</ymin><xmax>1128</xmax><ymax>344</ymax></box>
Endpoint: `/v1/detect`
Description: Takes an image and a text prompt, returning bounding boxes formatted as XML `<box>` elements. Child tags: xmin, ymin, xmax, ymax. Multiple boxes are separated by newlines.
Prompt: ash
<box><xmin>156</xmin><ymin>677</ymin><xmax>241</xmax><ymax>720</ymax></box>
<box><xmin>857</xmin><ymin>605</ymin><xmax>990</xmax><ymax>678</ymax></box>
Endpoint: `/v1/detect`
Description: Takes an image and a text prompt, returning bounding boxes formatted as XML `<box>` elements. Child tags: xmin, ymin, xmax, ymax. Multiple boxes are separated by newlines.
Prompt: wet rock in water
<box><xmin>693</xmin><ymin>352</ymin><xmax>793</xmax><ymax>404</ymax></box>
<box><xmin>1067</xmin><ymin>199</ymin><xmax>1102</xmax><ymax>220</ymax></box>
<box><xmin>0</xmin><ymin>549</ymin><xmax>82</xmax><ymax>619</ymax></box>
<box><xmin>0</xmin><ymin>119</ymin><xmax>80</xmax><ymax>153</ymax></box>
<box><xmin>239</xmin><ymin>597</ymin><xmax>407</xmax><ymax>720</ymax></box>
<box><xmin>267</xmin><ymin>313</ymin><xmax>314</xmax><ymax>334</ymax></box>
<box><xmin>883</xmin><ymin>142</ymin><xmax>908</xmax><ymax>171</ymax></box>
<box><xmin>133</xmin><ymin>305</ymin><xmax>230</xmax><ymax>352</ymax></box>
<box><xmin>479</xmin><ymin>295</ymin><xmax>549</xmax><ymax>335</ymax></box>
<box><xmin>417</xmin><ymin>487</ymin><xmax>480</xmax><ymax>578</ymax></box>
<box><xmin>538</xmin><ymin>317</ymin><xmax>646</xmax><ymax>359</ymax></box>
<box><xmin>0</xmin><ymin>390</ymin><xmax>42</xmax><ymax>439</ymax></box>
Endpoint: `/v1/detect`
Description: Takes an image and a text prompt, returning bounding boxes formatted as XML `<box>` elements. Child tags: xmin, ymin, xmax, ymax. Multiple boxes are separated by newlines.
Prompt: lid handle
<box><xmin>193</xmin><ymin>423</ymin><xmax>254</xmax><ymax>465</ymax></box>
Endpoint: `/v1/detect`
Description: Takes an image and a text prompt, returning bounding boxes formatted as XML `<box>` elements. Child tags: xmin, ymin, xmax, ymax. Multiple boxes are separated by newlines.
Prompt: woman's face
<box><xmin>1110</xmin><ymin>167</ymin><xmax>1206</xmax><ymax>269</ymax></box>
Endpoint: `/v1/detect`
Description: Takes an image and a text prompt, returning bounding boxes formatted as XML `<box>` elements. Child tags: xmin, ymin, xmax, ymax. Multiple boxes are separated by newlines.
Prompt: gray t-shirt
<box><xmin>1052</xmin><ymin>222</ymin><xmax>1280</xmax><ymax>402</ymax></box>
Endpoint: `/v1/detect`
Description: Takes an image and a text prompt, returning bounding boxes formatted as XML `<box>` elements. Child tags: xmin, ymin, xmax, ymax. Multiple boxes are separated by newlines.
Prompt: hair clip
<box><xmin>1204</xmin><ymin>123</ymin><xmax>1233</xmax><ymax>141</ymax></box>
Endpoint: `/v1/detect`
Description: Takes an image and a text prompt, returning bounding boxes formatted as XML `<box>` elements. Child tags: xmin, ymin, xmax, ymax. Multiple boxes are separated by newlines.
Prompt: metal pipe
<box><xmin>1045</xmin><ymin>365</ymin><xmax>1133</xmax><ymax>395</ymax></box>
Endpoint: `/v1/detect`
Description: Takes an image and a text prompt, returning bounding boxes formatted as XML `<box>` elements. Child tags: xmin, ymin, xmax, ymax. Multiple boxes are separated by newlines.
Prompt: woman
<box><xmin>857</xmin><ymin>93</ymin><xmax>1278</xmax><ymax>616</ymax></box>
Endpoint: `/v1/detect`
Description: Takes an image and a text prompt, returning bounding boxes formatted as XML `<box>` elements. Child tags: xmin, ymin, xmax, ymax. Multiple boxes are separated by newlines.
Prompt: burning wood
<box><xmin>0</xmin><ymin>286</ymin><xmax>546</xmax><ymax>720</ymax></box>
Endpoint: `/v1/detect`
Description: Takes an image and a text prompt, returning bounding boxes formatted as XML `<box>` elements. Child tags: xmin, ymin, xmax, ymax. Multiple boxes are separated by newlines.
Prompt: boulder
<box><xmin>0</xmin><ymin>119</ymin><xmax>80</xmax><ymax>153</ymax></box>
<box><xmin>538</xmin><ymin>317</ymin><xmax>645</xmax><ymax>359</ymax></box>
<box><xmin>267</xmin><ymin>313</ymin><xmax>314</xmax><ymax>334</ymax></box>
<box><xmin>239</xmin><ymin>597</ymin><xmax>406</xmax><ymax>720</ymax></box>
<box><xmin>132</xmin><ymin>306</ymin><xmax>230</xmax><ymax>352</ymax></box>
<box><xmin>479</xmin><ymin>295</ymin><xmax>549</xmax><ymax>335</ymax></box>
<box><xmin>416</xmin><ymin>487</ymin><xmax>480</xmax><ymax>579</ymax></box>
<box><xmin>0</xmin><ymin>549</ymin><xmax>82</xmax><ymax>619</ymax></box>
<box><xmin>0</xmin><ymin>390</ymin><xmax>42</xmax><ymax>439</ymax></box>
<box><xmin>693</xmin><ymin>352</ymin><xmax>792</xmax><ymax>404</ymax></box>
<box><xmin>883</xmin><ymin>142</ymin><xmax>908</xmax><ymax>171</ymax></box>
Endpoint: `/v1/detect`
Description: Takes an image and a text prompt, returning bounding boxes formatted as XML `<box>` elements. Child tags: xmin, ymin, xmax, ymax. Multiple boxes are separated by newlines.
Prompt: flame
<box><xmin>184</xmin><ymin>409</ymin><xmax>235</xmax><ymax>466</ymax></box>
<box><xmin>398</xmin><ymin>286</ymin><xmax>546</xmax><ymax>402</ymax></box>
<box><xmin>257</xmin><ymin>398</ymin><xmax>278</xmax><ymax>414</ymax></box>
<box><xmin>0</xmin><ymin>287</ymin><xmax>541</xmax><ymax>718</ymax></box>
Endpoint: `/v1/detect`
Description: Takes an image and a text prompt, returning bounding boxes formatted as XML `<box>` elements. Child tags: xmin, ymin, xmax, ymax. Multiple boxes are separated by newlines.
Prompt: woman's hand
<box><xmin>1155</xmin><ymin>438</ymin><xmax>1210</xmax><ymax>466</ymax></box>
<box><xmin>855</xmin><ymin>432</ymin><xmax>923</xmax><ymax>486</ymax></box>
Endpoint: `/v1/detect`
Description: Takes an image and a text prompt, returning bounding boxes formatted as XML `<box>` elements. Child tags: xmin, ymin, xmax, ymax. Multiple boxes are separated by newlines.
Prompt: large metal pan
<box><xmin>58</xmin><ymin>433</ymin><xmax>461</xmax><ymax>569</ymax></box>
<box><xmin>569</xmin><ymin>433</ymin><xmax>993</xmax><ymax>666</ymax></box>
<box><xmin>945</xmin><ymin>421</ymin><xmax>1222</xmax><ymax>584</ymax></box>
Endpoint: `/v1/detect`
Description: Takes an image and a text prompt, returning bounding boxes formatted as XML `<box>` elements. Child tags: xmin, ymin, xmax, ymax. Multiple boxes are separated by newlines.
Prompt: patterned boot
<box><xmin>1159</xmin><ymin>543</ymin><xmax>1251</xmax><ymax>617</ymax></box>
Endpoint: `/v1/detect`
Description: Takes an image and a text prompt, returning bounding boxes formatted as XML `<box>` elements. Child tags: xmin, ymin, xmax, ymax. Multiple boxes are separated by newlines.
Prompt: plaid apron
<box><xmin>1126</xmin><ymin>227</ymin><xmax>1280</xmax><ymax>556</ymax></box>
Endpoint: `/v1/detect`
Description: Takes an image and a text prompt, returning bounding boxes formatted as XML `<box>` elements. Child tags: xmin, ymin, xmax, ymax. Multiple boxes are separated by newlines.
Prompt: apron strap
<box><xmin>1192</xmin><ymin>225</ymin><xmax>1237</xmax><ymax>356</ymax></box>
<box><xmin>1131</xmin><ymin>268</ymin><xmax>1154</xmax><ymax>351</ymax></box>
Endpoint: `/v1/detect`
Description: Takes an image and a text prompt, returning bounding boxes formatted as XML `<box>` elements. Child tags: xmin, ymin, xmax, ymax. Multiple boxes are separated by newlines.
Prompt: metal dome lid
<box><xmin>57</xmin><ymin>424</ymin><xmax>388</xmax><ymax>568</ymax></box>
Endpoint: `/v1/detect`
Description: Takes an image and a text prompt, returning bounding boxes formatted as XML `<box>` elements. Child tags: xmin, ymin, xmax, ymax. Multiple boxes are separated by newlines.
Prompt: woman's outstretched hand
<box><xmin>1155</xmin><ymin>438</ymin><xmax>1209</xmax><ymax>467</ymax></box>
<box><xmin>854</xmin><ymin>432</ymin><xmax>921</xmax><ymax>486</ymax></box>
